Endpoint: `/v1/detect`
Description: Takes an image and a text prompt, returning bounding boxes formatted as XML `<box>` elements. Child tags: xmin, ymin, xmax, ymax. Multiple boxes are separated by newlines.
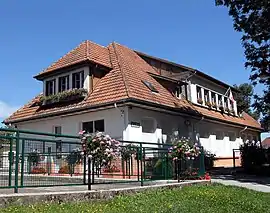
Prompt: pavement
<box><xmin>212</xmin><ymin>174</ymin><xmax>270</xmax><ymax>193</ymax></box>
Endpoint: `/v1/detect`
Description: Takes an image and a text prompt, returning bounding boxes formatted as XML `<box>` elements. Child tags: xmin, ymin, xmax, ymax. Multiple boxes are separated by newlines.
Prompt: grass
<box><xmin>1</xmin><ymin>184</ymin><xmax>270</xmax><ymax>213</ymax></box>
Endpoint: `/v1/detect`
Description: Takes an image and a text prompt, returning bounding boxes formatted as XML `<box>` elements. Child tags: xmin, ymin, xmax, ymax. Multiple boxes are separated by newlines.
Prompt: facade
<box><xmin>4</xmin><ymin>40</ymin><xmax>262</xmax><ymax>167</ymax></box>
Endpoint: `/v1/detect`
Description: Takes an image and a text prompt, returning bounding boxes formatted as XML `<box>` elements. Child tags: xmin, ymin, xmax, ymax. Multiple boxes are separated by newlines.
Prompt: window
<box><xmin>204</xmin><ymin>90</ymin><xmax>209</xmax><ymax>103</ymax></box>
<box><xmin>94</xmin><ymin>120</ymin><xmax>105</xmax><ymax>132</ymax></box>
<box><xmin>45</xmin><ymin>79</ymin><xmax>56</xmax><ymax>96</ymax></box>
<box><xmin>54</xmin><ymin>126</ymin><xmax>62</xmax><ymax>157</ymax></box>
<box><xmin>175</xmin><ymin>86</ymin><xmax>182</xmax><ymax>99</ymax></box>
<box><xmin>224</xmin><ymin>97</ymin><xmax>228</xmax><ymax>109</ymax></box>
<box><xmin>228</xmin><ymin>132</ymin><xmax>236</xmax><ymax>141</ymax></box>
<box><xmin>196</xmin><ymin>86</ymin><xmax>202</xmax><ymax>104</ymax></box>
<box><xmin>72</xmin><ymin>71</ymin><xmax>84</xmax><ymax>89</ymax></box>
<box><xmin>59</xmin><ymin>75</ymin><xmax>69</xmax><ymax>92</ymax></box>
<box><xmin>141</xmin><ymin>118</ymin><xmax>155</xmax><ymax>133</ymax></box>
<box><xmin>211</xmin><ymin>92</ymin><xmax>216</xmax><ymax>104</ymax></box>
<box><xmin>54</xmin><ymin>126</ymin><xmax>62</xmax><ymax>135</ymax></box>
<box><xmin>218</xmin><ymin>95</ymin><xmax>222</xmax><ymax>106</ymax></box>
<box><xmin>216</xmin><ymin>131</ymin><xmax>223</xmax><ymax>140</ymax></box>
<box><xmin>82</xmin><ymin>119</ymin><xmax>105</xmax><ymax>133</ymax></box>
<box><xmin>142</xmin><ymin>80</ymin><xmax>158</xmax><ymax>93</ymax></box>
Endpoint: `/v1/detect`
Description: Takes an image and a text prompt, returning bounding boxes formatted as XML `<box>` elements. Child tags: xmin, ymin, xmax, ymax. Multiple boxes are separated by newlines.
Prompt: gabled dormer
<box><xmin>34</xmin><ymin>40</ymin><xmax>112</xmax><ymax>106</ymax></box>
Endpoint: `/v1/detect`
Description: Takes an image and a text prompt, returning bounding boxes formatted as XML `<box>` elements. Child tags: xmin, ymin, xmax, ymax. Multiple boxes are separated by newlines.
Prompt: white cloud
<box><xmin>0</xmin><ymin>101</ymin><xmax>20</xmax><ymax>119</ymax></box>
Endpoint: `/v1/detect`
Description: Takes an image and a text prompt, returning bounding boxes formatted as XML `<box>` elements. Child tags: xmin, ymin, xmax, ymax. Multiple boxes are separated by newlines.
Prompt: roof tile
<box><xmin>5</xmin><ymin>40</ymin><xmax>262</xmax><ymax>130</ymax></box>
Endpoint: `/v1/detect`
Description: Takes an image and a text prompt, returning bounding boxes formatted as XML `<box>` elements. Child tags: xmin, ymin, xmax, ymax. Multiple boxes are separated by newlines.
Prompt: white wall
<box><xmin>16</xmin><ymin>107</ymin><xmax>125</xmax><ymax>153</ymax></box>
<box><xmin>125</xmin><ymin>107</ymin><xmax>190</xmax><ymax>144</ymax></box>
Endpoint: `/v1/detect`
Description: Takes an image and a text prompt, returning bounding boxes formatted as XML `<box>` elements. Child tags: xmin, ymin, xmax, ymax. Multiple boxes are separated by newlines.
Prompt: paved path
<box><xmin>212</xmin><ymin>175</ymin><xmax>270</xmax><ymax>193</ymax></box>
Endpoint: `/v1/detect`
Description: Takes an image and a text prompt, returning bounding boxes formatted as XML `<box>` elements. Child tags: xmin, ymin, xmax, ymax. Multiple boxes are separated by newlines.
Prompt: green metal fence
<box><xmin>0</xmin><ymin>128</ymin><xmax>205</xmax><ymax>193</ymax></box>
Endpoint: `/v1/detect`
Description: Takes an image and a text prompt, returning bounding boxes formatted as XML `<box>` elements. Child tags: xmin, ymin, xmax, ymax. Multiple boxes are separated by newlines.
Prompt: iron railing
<box><xmin>0</xmin><ymin>128</ymin><xmax>205</xmax><ymax>193</ymax></box>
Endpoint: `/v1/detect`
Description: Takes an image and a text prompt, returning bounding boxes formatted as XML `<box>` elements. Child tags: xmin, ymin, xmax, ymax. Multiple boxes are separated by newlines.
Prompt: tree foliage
<box><xmin>233</xmin><ymin>83</ymin><xmax>259</xmax><ymax>120</ymax></box>
<box><xmin>216</xmin><ymin>0</ymin><xmax>270</xmax><ymax>130</ymax></box>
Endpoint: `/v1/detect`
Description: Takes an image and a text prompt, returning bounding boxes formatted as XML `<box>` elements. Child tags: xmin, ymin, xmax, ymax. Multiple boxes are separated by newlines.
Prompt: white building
<box><xmin>4</xmin><ymin>40</ymin><xmax>262</xmax><ymax>167</ymax></box>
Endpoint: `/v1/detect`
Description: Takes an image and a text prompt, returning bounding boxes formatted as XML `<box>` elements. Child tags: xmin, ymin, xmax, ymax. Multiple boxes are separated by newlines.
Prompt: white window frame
<box><xmin>72</xmin><ymin>71</ymin><xmax>84</xmax><ymax>89</ymax></box>
<box><xmin>58</xmin><ymin>75</ymin><xmax>69</xmax><ymax>92</ymax></box>
<box><xmin>45</xmin><ymin>79</ymin><xmax>56</xmax><ymax>96</ymax></box>
<box><xmin>82</xmin><ymin>119</ymin><xmax>105</xmax><ymax>133</ymax></box>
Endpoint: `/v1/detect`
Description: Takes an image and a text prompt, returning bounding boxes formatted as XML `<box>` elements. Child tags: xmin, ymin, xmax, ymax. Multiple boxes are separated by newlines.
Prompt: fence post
<box><xmin>91</xmin><ymin>158</ymin><xmax>95</xmax><ymax>184</ymax></box>
<box><xmin>198</xmin><ymin>147</ymin><xmax>205</xmax><ymax>176</ymax></box>
<box><xmin>137</xmin><ymin>147</ymin><xmax>140</xmax><ymax>182</ymax></box>
<box><xmin>47</xmin><ymin>147</ymin><xmax>51</xmax><ymax>176</ymax></box>
<box><xmin>140</xmin><ymin>143</ymin><xmax>143</xmax><ymax>186</ymax></box>
<box><xmin>83</xmin><ymin>152</ymin><xmax>86</xmax><ymax>185</ymax></box>
<box><xmin>164</xmin><ymin>153</ymin><xmax>168</xmax><ymax>180</ymax></box>
<box><xmin>20</xmin><ymin>139</ymin><xmax>25</xmax><ymax>187</ymax></box>
<box><xmin>143</xmin><ymin>148</ymin><xmax>146</xmax><ymax>180</ymax></box>
<box><xmin>88</xmin><ymin>157</ymin><xmax>91</xmax><ymax>190</ymax></box>
<box><xmin>8</xmin><ymin>138</ymin><xmax>13</xmax><ymax>187</ymax></box>
<box><xmin>233</xmin><ymin>149</ymin><xmax>236</xmax><ymax>169</ymax></box>
<box><xmin>14</xmin><ymin>130</ymin><xmax>20</xmax><ymax>193</ymax></box>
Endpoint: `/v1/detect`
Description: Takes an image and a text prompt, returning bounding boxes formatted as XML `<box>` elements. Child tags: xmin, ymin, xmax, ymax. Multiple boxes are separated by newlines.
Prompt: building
<box><xmin>4</xmin><ymin>40</ymin><xmax>262</xmax><ymax>166</ymax></box>
<box><xmin>262</xmin><ymin>137</ymin><xmax>270</xmax><ymax>149</ymax></box>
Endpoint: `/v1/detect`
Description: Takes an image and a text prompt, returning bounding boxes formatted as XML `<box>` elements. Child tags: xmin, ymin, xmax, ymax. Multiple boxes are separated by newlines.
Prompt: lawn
<box><xmin>1</xmin><ymin>184</ymin><xmax>270</xmax><ymax>213</ymax></box>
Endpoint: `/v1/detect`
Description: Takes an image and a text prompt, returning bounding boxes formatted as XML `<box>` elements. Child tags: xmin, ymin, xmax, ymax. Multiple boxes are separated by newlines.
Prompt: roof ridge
<box><xmin>37</xmin><ymin>41</ymin><xmax>87</xmax><ymax>75</ymax></box>
<box><xmin>110</xmin><ymin>42</ymin><xmax>130</xmax><ymax>98</ymax></box>
<box><xmin>86</xmin><ymin>39</ymin><xmax>107</xmax><ymax>49</ymax></box>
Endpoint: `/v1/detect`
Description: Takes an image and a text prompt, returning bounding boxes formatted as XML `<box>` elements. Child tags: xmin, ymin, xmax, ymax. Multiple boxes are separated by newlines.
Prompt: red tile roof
<box><xmin>35</xmin><ymin>40</ymin><xmax>112</xmax><ymax>78</ymax></box>
<box><xmin>5</xmin><ymin>40</ymin><xmax>262</xmax><ymax>131</ymax></box>
<box><xmin>262</xmin><ymin>137</ymin><xmax>270</xmax><ymax>147</ymax></box>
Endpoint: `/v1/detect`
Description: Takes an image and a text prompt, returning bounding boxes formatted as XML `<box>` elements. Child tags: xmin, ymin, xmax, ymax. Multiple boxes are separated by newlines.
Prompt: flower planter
<box><xmin>38</xmin><ymin>88</ymin><xmax>88</xmax><ymax>107</ymax></box>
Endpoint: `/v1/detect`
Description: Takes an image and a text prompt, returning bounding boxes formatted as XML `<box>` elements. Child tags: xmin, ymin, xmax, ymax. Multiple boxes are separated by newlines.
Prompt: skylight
<box><xmin>142</xmin><ymin>80</ymin><xmax>159</xmax><ymax>93</ymax></box>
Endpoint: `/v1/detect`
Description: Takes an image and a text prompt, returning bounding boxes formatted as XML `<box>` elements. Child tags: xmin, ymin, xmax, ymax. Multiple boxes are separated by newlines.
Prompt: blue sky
<box><xmin>0</xmin><ymin>0</ymin><xmax>267</xmax><ymax>136</ymax></box>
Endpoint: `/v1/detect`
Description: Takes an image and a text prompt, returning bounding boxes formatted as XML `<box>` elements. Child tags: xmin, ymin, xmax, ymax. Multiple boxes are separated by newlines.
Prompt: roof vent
<box><xmin>142</xmin><ymin>80</ymin><xmax>159</xmax><ymax>93</ymax></box>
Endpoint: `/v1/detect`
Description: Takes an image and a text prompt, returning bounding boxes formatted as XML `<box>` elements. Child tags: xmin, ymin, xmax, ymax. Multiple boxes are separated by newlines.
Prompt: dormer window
<box><xmin>59</xmin><ymin>75</ymin><xmax>69</xmax><ymax>92</ymax></box>
<box><xmin>175</xmin><ymin>86</ymin><xmax>182</xmax><ymax>99</ymax></box>
<box><xmin>224</xmin><ymin>97</ymin><xmax>228</xmax><ymax>110</ymax></box>
<box><xmin>72</xmin><ymin>71</ymin><xmax>84</xmax><ymax>89</ymax></box>
<box><xmin>204</xmin><ymin>90</ymin><xmax>210</xmax><ymax>103</ymax></box>
<box><xmin>45</xmin><ymin>79</ymin><xmax>55</xmax><ymax>96</ymax></box>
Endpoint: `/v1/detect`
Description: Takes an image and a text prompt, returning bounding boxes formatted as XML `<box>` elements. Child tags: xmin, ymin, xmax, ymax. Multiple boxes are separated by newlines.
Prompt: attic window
<box><xmin>142</xmin><ymin>80</ymin><xmax>159</xmax><ymax>93</ymax></box>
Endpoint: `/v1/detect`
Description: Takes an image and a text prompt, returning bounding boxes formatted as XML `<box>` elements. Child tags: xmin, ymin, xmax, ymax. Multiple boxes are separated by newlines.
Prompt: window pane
<box><xmin>59</xmin><ymin>76</ymin><xmax>69</xmax><ymax>92</ymax></box>
<box><xmin>142</xmin><ymin>118</ymin><xmax>155</xmax><ymax>133</ymax></box>
<box><xmin>94</xmin><ymin>120</ymin><xmax>104</xmax><ymax>132</ymax></box>
<box><xmin>204</xmin><ymin>90</ymin><xmax>209</xmax><ymax>102</ymax></box>
<box><xmin>142</xmin><ymin>80</ymin><xmax>158</xmax><ymax>93</ymax></box>
<box><xmin>83</xmin><ymin>121</ymin><xmax>93</xmax><ymax>133</ymax></box>
<box><xmin>211</xmin><ymin>93</ymin><xmax>216</xmax><ymax>103</ymax></box>
<box><xmin>46</xmin><ymin>80</ymin><xmax>55</xmax><ymax>96</ymax></box>
<box><xmin>197</xmin><ymin>86</ymin><xmax>202</xmax><ymax>99</ymax></box>
<box><xmin>72</xmin><ymin>71</ymin><xmax>84</xmax><ymax>89</ymax></box>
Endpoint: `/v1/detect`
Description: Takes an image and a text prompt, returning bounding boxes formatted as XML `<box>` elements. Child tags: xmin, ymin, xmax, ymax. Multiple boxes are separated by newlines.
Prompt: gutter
<box><xmin>4</xmin><ymin>97</ymin><xmax>262</xmax><ymax>132</ymax></box>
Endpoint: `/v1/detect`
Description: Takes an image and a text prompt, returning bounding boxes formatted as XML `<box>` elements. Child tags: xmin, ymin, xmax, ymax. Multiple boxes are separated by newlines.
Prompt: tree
<box><xmin>216</xmin><ymin>0</ymin><xmax>270</xmax><ymax>130</ymax></box>
<box><xmin>233</xmin><ymin>83</ymin><xmax>259</xmax><ymax>120</ymax></box>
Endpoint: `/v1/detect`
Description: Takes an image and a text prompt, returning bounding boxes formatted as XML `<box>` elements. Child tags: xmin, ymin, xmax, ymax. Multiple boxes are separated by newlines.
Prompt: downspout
<box><xmin>114</xmin><ymin>103</ymin><xmax>125</xmax><ymax>140</ymax></box>
<box><xmin>239</xmin><ymin>126</ymin><xmax>247</xmax><ymax>144</ymax></box>
<box><xmin>192</xmin><ymin>116</ymin><xmax>204</xmax><ymax>145</ymax></box>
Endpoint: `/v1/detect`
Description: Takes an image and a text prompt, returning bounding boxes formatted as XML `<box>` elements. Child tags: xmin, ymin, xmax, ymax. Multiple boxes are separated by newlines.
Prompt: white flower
<box><xmin>88</xmin><ymin>155</ymin><xmax>92</xmax><ymax>158</ymax></box>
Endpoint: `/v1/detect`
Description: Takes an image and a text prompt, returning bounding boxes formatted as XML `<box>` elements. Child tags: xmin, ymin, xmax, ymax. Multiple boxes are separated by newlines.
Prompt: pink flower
<box><xmin>79</xmin><ymin>130</ymin><xmax>85</xmax><ymax>135</ymax></box>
